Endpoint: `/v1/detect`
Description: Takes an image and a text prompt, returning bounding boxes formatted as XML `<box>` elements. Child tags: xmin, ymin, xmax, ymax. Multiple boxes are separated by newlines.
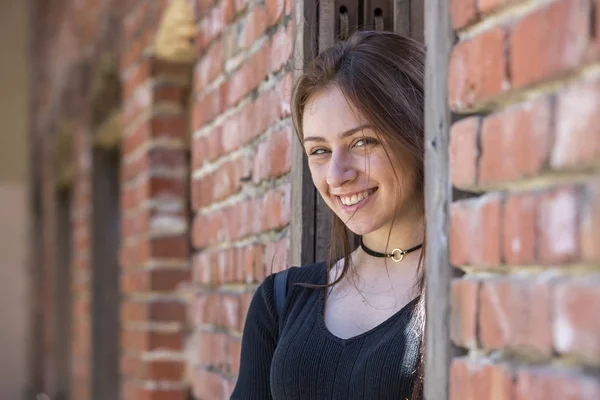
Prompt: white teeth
<box><xmin>340</xmin><ymin>189</ymin><xmax>374</xmax><ymax>206</ymax></box>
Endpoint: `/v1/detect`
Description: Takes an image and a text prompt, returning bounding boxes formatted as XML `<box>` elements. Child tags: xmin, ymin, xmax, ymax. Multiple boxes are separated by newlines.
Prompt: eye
<box><xmin>354</xmin><ymin>137</ymin><xmax>378</xmax><ymax>147</ymax></box>
<box><xmin>309</xmin><ymin>147</ymin><xmax>329</xmax><ymax>156</ymax></box>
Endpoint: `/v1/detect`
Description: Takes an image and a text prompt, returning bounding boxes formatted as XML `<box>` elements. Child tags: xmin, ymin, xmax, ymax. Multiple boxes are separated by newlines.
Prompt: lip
<box><xmin>335</xmin><ymin>187</ymin><xmax>378</xmax><ymax>214</ymax></box>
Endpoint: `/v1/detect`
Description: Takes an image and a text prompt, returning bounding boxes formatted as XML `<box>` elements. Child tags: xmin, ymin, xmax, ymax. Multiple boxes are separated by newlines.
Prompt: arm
<box><xmin>231</xmin><ymin>275</ymin><xmax>279</xmax><ymax>399</ymax></box>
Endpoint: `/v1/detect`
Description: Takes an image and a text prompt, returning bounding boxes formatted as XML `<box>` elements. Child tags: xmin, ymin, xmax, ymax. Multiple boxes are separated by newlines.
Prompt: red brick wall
<box><xmin>70</xmin><ymin>123</ymin><xmax>94</xmax><ymax>400</ymax></box>
<box><xmin>31</xmin><ymin>0</ymin><xmax>122</xmax><ymax>398</ymax></box>
<box><xmin>119</xmin><ymin>2</ymin><xmax>191</xmax><ymax>400</ymax></box>
<box><xmin>188</xmin><ymin>0</ymin><xmax>294</xmax><ymax>397</ymax></box>
<box><xmin>448</xmin><ymin>0</ymin><xmax>600</xmax><ymax>398</ymax></box>
<box><xmin>117</xmin><ymin>0</ymin><xmax>295</xmax><ymax>398</ymax></box>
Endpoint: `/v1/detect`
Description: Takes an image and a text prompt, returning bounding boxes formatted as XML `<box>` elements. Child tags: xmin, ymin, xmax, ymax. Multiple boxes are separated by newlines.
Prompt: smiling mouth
<box><xmin>337</xmin><ymin>188</ymin><xmax>378</xmax><ymax>207</ymax></box>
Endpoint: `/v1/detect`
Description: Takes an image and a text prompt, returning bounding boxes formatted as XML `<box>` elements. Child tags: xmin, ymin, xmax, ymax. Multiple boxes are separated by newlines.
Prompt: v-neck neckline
<box><xmin>315</xmin><ymin>263</ymin><xmax>420</xmax><ymax>345</ymax></box>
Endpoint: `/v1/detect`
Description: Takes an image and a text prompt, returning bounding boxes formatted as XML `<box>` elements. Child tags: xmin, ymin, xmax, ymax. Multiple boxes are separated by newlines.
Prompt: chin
<box><xmin>342</xmin><ymin>220</ymin><xmax>379</xmax><ymax>236</ymax></box>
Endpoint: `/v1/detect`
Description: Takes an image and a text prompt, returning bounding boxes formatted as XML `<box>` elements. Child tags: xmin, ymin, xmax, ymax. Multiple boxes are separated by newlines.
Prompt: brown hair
<box><xmin>291</xmin><ymin>30</ymin><xmax>426</xmax><ymax>400</ymax></box>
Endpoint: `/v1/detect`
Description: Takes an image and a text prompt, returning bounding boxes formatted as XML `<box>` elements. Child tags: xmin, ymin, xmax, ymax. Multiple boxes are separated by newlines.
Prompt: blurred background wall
<box><xmin>0</xmin><ymin>0</ymin><xmax>30</xmax><ymax>399</ymax></box>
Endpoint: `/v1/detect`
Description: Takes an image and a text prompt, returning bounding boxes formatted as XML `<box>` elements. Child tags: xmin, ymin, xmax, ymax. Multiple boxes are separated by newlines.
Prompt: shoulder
<box><xmin>285</xmin><ymin>260</ymin><xmax>328</xmax><ymax>286</ymax></box>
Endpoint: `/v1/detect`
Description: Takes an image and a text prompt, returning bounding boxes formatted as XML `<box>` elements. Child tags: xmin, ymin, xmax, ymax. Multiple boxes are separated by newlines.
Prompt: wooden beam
<box><xmin>424</xmin><ymin>0</ymin><xmax>454</xmax><ymax>399</ymax></box>
<box><xmin>394</xmin><ymin>0</ymin><xmax>411</xmax><ymax>36</ymax></box>
<box><xmin>289</xmin><ymin>0</ymin><xmax>319</xmax><ymax>267</ymax></box>
<box><xmin>319</xmin><ymin>0</ymin><xmax>336</xmax><ymax>52</ymax></box>
<box><xmin>410</xmin><ymin>0</ymin><xmax>425</xmax><ymax>42</ymax></box>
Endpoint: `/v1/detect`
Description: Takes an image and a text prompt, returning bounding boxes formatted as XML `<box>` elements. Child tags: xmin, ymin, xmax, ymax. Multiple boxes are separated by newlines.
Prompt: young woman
<box><xmin>232</xmin><ymin>30</ymin><xmax>426</xmax><ymax>400</ymax></box>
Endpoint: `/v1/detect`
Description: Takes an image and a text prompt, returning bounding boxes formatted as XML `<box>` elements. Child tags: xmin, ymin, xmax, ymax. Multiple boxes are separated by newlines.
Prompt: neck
<box><xmin>356</xmin><ymin>212</ymin><xmax>424</xmax><ymax>269</ymax></box>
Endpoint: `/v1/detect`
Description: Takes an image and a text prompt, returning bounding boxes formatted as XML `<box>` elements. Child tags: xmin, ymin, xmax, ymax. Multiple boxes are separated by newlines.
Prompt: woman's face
<box><xmin>302</xmin><ymin>86</ymin><xmax>418</xmax><ymax>236</ymax></box>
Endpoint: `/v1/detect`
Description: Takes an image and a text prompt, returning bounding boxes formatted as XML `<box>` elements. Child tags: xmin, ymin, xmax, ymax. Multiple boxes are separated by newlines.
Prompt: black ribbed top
<box><xmin>231</xmin><ymin>262</ymin><xmax>420</xmax><ymax>400</ymax></box>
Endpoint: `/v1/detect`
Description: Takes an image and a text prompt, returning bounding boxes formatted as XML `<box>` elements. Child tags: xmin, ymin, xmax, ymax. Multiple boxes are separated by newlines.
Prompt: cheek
<box><xmin>309</xmin><ymin>164</ymin><xmax>328</xmax><ymax>193</ymax></box>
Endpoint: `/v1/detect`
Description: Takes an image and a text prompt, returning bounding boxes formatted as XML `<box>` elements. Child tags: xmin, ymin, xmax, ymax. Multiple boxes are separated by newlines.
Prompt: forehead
<box><xmin>302</xmin><ymin>86</ymin><xmax>367</xmax><ymax>140</ymax></box>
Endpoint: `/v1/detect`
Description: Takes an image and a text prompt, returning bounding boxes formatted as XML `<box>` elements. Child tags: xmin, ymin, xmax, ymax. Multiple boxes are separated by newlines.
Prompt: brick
<box><xmin>478</xmin><ymin>0</ymin><xmax>519</xmax><ymax>14</ymax></box>
<box><xmin>508</xmin><ymin>282</ymin><xmax>553</xmax><ymax>356</ymax></box>
<box><xmin>151</xmin><ymin>300</ymin><xmax>188</xmax><ymax>323</ymax></box>
<box><xmin>194</xmin><ymin>39</ymin><xmax>224</xmax><ymax>92</ymax></box>
<box><xmin>449</xmin><ymin>117</ymin><xmax>480</xmax><ymax>188</ymax></box>
<box><xmin>192</xmin><ymin>251</ymin><xmax>213</xmax><ymax>284</ymax></box>
<box><xmin>239</xmin><ymin>291</ymin><xmax>255</xmax><ymax>328</ymax></box>
<box><xmin>253</xmin><ymin>127</ymin><xmax>293</xmax><ymax>183</ymax></box>
<box><xmin>146</xmin><ymin>360</ymin><xmax>185</xmax><ymax>381</ymax></box>
<box><xmin>502</xmin><ymin>191</ymin><xmax>538</xmax><ymax>265</ymax></box>
<box><xmin>123</xmin><ymin>382</ymin><xmax>187</xmax><ymax>400</ymax></box>
<box><xmin>553</xmin><ymin>279</ymin><xmax>600</xmax><ymax>362</ymax></box>
<box><xmin>191</xmin><ymin>172</ymin><xmax>214</xmax><ymax>211</ymax></box>
<box><xmin>122</xmin><ymin>329</ymin><xmax>184</xmax><ymax>352</ymax></box>
<box><xmin>235</xmin><ymin>246</ymin><xmax>252</xmax><ymax>283</ymax></box>
<box><xmin>240</xmin><ymin>6</ymin><xmax>269</xmax><ymax>49</ymax></box>
<box><xmin>215</xmin><ymin>247</ymin><xmax>236</xmax><ymax>283</ymax></box>
<box><xmin>191</xmin><ymin>127</ymin><xmax>224</xmax><ymax>169</ymax></box>
<box><xmin>265</xmin><ymin>238</ymin><xmax>289</xmax><ymax>274</ymax></box>
<box><xmin>123</xmin><ymin>114</ymin><xmax>187</xmax><ymax>156</ymax></box>
<box><xmin>253</xmin><ymin>244</ymin><xmax>266</xmax><ymax>282</ymax></box>
<box><xmin>450</xmin><ymin>0</ymin><xmax>477</xmax><ymax>30</ymax></box>
<box><xmin>450</xmin><ymin>278</ymin><xmax>479</xmax><ymax>349</ymax></box>
<box><xmin>144</xmin><ymin>176</ymin><xmax>186</xmax><ymax>201</ymax></box>
<box><xmin>449</xmin><ymin>194</ymin><xmax>502</xmax><ymax>267</ymax></box>
<box><xmin>152</xmin><ymin>83</ymin><xmax>186</xmax><ymax>105</ymax></box>
<box><xmin>270</xmin><ymin>23</ymin><xmax>294</xmax><ymax>72</ymax></box>
<box><xmin>478</xmin><ymin>280</ymin><xmax>510</xmax><ymax>349</ymax></box>
<box><xmin>214</xmin><ymin>155</ymin><xmax>253</xmax><ymax>201</ymax></box>
<box><xmin>514</xmin><ymin>367</ymin><xmax>600</xmax><ymax>400</ymax></box>
<box><xmin>221</xmin><ymin>294</ymin><xmax>241</xmax><ymax>330</ymax></box>
<box><xmin>192</xmin><ymin>209</ymin><xmax>225</xmax><ymax>248</ymax></box>
<box><xmin>196</xmin><ymin>0</ymin><xmax>218</xmax><ymax>17</ymax></box>
<box><xmin>122</xmin><ymin>147</ymin><xmax>187</xmax><ymax>183</ymax></box>
<box><xmin>121</xmin><ymin>184</ymin><xmax>144</xmax><ymax>212</ymax></box>
<box><xmin>227</xmin><ymin>44</ymin><xmax>271</xmax><ymax>107</ymax></box>
<box><xmin>122</xmin><ymin>301</ymin><xmax>147</xmax><ymax>322</ymax></box>
<box><xmin>479</xmin><ymin>280</ymin><xmax>552</xmax><ymax>356</ymax></box>
<box><xmin>479</xmin><ymin>97</ymin><xmax>551</xmax><ymax>185</ymax></box>
<box><xmin>194</xmin><ymin>292</ymin><xmax>222</xmax><ymax>325</ymax></box>
<box><xmin>449</xmin><ymin>27</ymin><xmax>507</xmax><ymax>111</ymax></box>
<box><xmin>581</xmin><ymin>179</ymin><xmax>600</xmax><ymax>262</ymax></box>
<box><xmin>198</xmin><ymin>331</ymin><xmax>228</xmax><ymax>367</ymax></box>
<box><xmin>195</xmin><ymin>0</ymin><xmax>234</xmax><ymax>51</ymax></box>
<box><xmin>121</xmin><ymin>269</ymin><xmax>190</xmax><ymax>293</ymax></box>
<box><xmin>510</xmin><ymin>0</ymin><xmax>590</xmax><ymax>89</ymax></box>
<box><xmin>538</xmin><ymin>186</ymin><xmax>580</xmax><ymax>265</ymax></box>
<box><xmin>285</xmin><ymin>0</ymin><xmax>292</xmax><ymax>15</ymax></box>
<box><xmin>266</xmin><ymin>0</ymin><xmax>284</xmax><ymax>25</ymax></box>
<box><xmin>138</xmin><ymin>235</ymin><xmax>190</xmax><ymax>261</ymax></box>
<box><xmin>234</xmin><ymin>0</ymin><xmax>249</xmax><ymax>13</ymax></box>
<box><xmin>121</xmin><ymin>356</ymin><xmax>185</xmax><ymax>380</ymax></box>
<box><xmin>191</xmin><ymin>82</ymin><xmax>227</xmax><ymax>130</ymax></box>
<box><xmin>192</xmin><ymin>154</ymin><xmax>252</xmax><ymax>209</ymax></box>
<box><xmin>551</xmin><ymin>80</ymin><xmax>600</xmax><ymax>170</ymax></box>
<box><xmin>450</xmin><ymin>358</ymin><xmax>514</xmax><ymax>400</ymax></box>
<box><xmin>221</xmin><ymin>75</ymin><xmax>291</xmax><ymax>154</ymax></box>
<box><xmin>262</xmin><ymin>184</ymin><xmax>291</xmax><ymax>232</ymax></box>
<box><xmin>192</xmin><ymin>368</ymin><xmax>230</xmax><ymax>399</ymax></box>
<box><xmin>228</xmin><ymin>337</ymin><xmax>242</xmax><ymax>375</ymax></box>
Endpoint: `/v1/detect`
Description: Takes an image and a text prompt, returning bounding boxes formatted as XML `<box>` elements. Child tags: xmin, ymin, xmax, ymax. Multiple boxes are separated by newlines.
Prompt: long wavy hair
<box><xmin>290</xmin><ymin>30</ymin><xmax>426</xmax><ymax>400</ymax></box>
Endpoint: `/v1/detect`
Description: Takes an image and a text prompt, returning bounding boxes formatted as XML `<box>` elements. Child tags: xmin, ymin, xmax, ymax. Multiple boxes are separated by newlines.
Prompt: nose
<box><xmin>326</xmin><ymin>152</ymin><xmax>357</xmax><ymax>188</ymax></box>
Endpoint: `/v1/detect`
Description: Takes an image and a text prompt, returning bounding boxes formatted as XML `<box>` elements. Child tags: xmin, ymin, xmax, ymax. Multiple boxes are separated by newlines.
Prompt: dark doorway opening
<box><xmin>91</xmin><ymin>148</ymin><xmax>120</xmax><ymax>400</ymax></box>
<box><xmin>55</xmin><ymin>188</ymin><xmax>73</xmax><ymax>400</ymax></box>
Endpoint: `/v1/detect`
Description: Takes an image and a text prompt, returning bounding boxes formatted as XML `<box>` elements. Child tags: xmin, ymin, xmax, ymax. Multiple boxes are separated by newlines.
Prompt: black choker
<box><xmin>359</xmin><ymin>237</ymin><xmax>422</xmax><ymax>263</ymax></box>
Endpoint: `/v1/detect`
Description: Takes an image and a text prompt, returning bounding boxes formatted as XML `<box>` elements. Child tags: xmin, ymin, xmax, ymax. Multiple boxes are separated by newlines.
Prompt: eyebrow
<box><xmin>303</xmin><ymin>124</ymin><xmax>374</xmax><ymax>143</ymax></box>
